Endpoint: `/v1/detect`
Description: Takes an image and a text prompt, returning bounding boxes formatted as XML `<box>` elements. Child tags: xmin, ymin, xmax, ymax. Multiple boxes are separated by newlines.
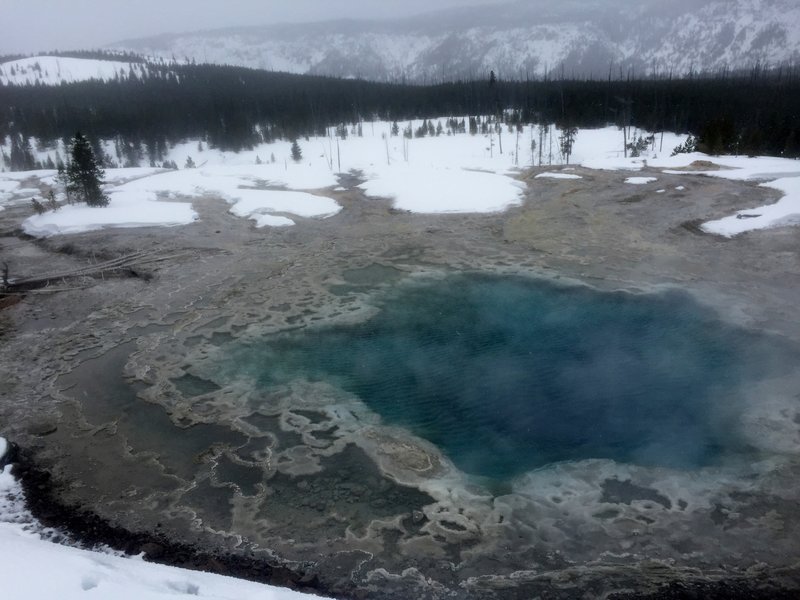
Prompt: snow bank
<box><xmin>573</xmin><ymin>139</ymin><xmax>800</xmax><ymax>235</ymax></box>
<box><xmin>0</xmin><ymin>529</ymin><xmax>317</xmax><ymax>600</ymax></box>
<box><xmin>22</xmin><ymin>191</ymin><xmax>198</xmax><ymax>237</ymax></box>
<box><xmin>702</xmin><ymin>177</ymin><xmax>800</xmax><ymax>237</ymax></box>
<box><xmin>535</xmin><ymin>172</ymin><xmax>583</xmax><ymax>180</ymax></box>
<box><xmin>652</xmin><ymin>154</ymin><xmax>800</xmax><ymax>236</ymax></box>
<box><xmin>359</xmin><ymin>165</ymin><xmax>524</xmax><ymax>213</ymax></box>
<box><xmin>229</xmin><ymin>190</ymin><xmax>339</xmax><ymax>225</ymax></box>
<box><xmin>0</xmin><ymin>460</ymin><xmax>321</xmax><ymax>600</ymax></box>
<box><xmin>660</xmin><ymin>154</ymin><xmax>800</xmax><ymax>181</ymax></box>
<box><xmin>252</xmin><ymin>215</ymin><xmax>295</xmax><ymax>228</ymax></box>
<box><xmin>0</xmin><ymin>180</ymin><xmax>18</xmax><ymax>195</ymax></box>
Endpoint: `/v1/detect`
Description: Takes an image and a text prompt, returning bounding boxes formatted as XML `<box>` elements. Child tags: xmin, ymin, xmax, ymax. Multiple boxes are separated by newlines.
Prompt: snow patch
<box><xmin>252</xmin><ymin>215</ymin><xmax>296</xmax><ymax>228</ymax></box>
<box><xmin>702</xmin><ymin>177</ymin><xmax>800</xmax><ymax>237</ymax></box>
<box><xmin>227</xmin><ymin>189</ymin><xmax>340</xmax><ymax>221</ymax></box>
<box><xmin>625</xmin><ymin>177</ymin><xmax>658</xmax><ymax>185</ymax></box>
<box><xmin>22</xmin><ymin>190</ymin><xmax>197</xmax><ymax>237</ymax></box>
<box><xmin>534</xmin><ymin>172</ymin><xmax>583</xmax><ymax>180</ymax></box>
<box><xmin>359</xmin><ymin>166</ymin><xmax>524</xmax><ymax>214</ymax></box>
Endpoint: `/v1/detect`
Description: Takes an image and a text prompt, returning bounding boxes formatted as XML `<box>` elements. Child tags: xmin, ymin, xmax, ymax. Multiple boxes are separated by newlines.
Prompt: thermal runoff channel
<box><xmin>214</xmin><ymin>275</ymin><xmax>796</xmax><ymax>479</ymax></box>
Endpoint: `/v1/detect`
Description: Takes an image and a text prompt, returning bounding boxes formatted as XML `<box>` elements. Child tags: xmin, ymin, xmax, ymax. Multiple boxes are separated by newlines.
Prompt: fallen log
<box><xmin>4</xmin><ymin>249</ymin><xmax>190</xmax><ymax>292</ymax></box>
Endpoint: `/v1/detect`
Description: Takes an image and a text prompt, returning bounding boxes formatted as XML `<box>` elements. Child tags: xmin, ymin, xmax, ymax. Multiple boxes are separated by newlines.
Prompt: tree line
<box><xmin>1</xmin><ymin>61</ymin><xmax>799</xmax><ymax>170</ymax></box>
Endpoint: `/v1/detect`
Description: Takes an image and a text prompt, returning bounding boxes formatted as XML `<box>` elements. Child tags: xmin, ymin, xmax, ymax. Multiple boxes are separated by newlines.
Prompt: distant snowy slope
<box><xmin>110</xmin><ymin>0</ymin><xmax>800</xmax><ymax>81</ymax></box>
<box><xmin>638</xmin><ymin>0</ymin><xmax>800</xmax><ymax>74</ymax></box>
<box><xmin>0</xmin><ymin>56</ymin><xmax>150</xmax><ymax>86</ymax></box>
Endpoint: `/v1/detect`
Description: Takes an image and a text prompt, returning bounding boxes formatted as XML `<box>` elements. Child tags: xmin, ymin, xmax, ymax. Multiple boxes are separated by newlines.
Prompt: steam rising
<box><xmin>220</xmin><ymin>274</ymin><xmax>798</xmax><ymax>479</ymax></box>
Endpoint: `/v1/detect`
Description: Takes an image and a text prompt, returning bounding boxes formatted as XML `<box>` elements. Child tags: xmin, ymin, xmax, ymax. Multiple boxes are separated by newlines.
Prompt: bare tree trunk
<box><xmin>539</xmin><ymin>125</ymin><xmax>543</xmax><ymax>166</ymax></box>
<box><xmin>623</xmin><ymin>126</ymin><xmax>628</xmax><ymax>158</ymax></box>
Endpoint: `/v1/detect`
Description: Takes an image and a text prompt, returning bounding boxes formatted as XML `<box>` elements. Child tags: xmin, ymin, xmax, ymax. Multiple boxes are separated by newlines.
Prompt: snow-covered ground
<box><xmin>580</xmin><ymin>146</ymin><xmax>800</xmax><ymax>236</ymax></box>
<box><xmin>0</xmin><ymin>437</ymin><xmax>322</xmax><ymax>600</ymax></box>
<box><xmin>702</xmin><ymin>177</ymin><xmax>800</xmax><ymax>236</ymax></box>
<box><xmin>534</xmin><ymin>172</ymin><xmax>583</xmax><ymax>180</ymax></box>
<box><xmin>22</xmin><ymin>190</ymin><xmax>198</xmax><ymax>237</ymax></box>
<box><xmin>0</xmin><ymin>56</ymin><xmax>151</xmax><ymax>86</ymax></box>
<box><xmin>2</xmin><ymin>122</ymin><xmax>800</xmax><ymax>237</ymax></box>
<box><xmin>624</xmin><ymin>176</ymin><xmax>659</xmax><ymax>185</ymax></box>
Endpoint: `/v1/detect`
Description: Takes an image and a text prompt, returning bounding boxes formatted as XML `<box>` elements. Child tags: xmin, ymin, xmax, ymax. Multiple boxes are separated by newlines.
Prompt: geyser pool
<box><xmin>217</xmin><ymin>274</ymin><xmax>795</xmax><ymax>479</ymax></box>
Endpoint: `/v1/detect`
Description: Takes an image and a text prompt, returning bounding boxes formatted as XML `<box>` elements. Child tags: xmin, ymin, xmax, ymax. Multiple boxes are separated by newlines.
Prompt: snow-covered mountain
<box><xmin>110</xmin><ymin>0</ymin><xmax>800</xmax><ymax>81</ymax></box>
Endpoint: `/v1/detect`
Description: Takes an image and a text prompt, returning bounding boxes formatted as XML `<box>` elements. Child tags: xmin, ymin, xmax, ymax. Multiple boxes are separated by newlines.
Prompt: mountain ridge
<box><xmin>108</xmin><ymin>0</ymin><xmax>800</xmax><ymax>81</ymax></box>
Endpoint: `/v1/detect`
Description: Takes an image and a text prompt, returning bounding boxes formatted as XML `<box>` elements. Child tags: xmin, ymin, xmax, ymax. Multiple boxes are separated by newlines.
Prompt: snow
<box><xmin>574</xmin><ymin>128</ymin><xmax>686</xmax><ymax>170</ymax></box>
<box><xmin>570</xmin><ymin>136</ymin><xmax>800</xmax><ymax>236</ymax></box>
<box><xmin>253</xmin><ymin>214</ymin><xmax>295</xmax><ymax>228</ymax></box>
<box><xmin>22</xmin><ymin>190</ymin><xmax>198</xmax><ymax>237</ymax></box>
<box><xmin>228</xmin><ymin>190</ymin><xmax>337</xmax><ymax>225</ymax></box>
<box><xmin>0</xmin><ymin>438</ymin><xmax>7</xmax><ymax>462</ymax></box>
<box><xmin>534</xmin><ymin>172</ymin><xmax>583</xmax><ymax>180</ymax></box>
<box><xmin>108</xmin><ymin>1</ymin><xmax>800</xmax><ymax>82</ymax></box>
<box><xmin>0</xmin><ymin>56</ymin><xmax>149</xmax><ymax>86</ymax></box>
<box><xmin>702</xmin><ymin>177</ymin><xmax>800</xmax><ymax>236</ymax></box>
<box><xmin>651</xmin><ymin>154</ymin><xmax>800</xmax><ymax>236</ymax></box>
<box><xmin>7</xmin><ymin>121</ymin><xmax>800</xmax><ymax>237</ymax></box>
<box><xmin>359</xmin><ymin>165</ymin><xmax>524</xmax><ymax>213</ymax></box>
<box><xmin>0</xmin><ymin>531</ymin><xmax>315</xmax><ymax>600</ymax></box>
<box><xmin>114</xmin><ymin>168</ymin><xmax>341</xmax><ymax>226</ymax></box>
<box><xmin>0</xmin><ymin>181</ymin><xmax>18</xmax><ymax>194</ymax></box>
<box><xmin>0</xmin><ymin>456</ymin><xmax>321</xmax><ymax>600</ymax></box>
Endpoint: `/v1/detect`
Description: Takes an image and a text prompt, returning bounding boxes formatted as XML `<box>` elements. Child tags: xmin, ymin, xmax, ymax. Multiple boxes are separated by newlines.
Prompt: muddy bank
<box><xmin>1</xmin><ymin>166</ymin><xmax>800</xmax><ymax>598</ymax></box>
<box><xmin>9</xmin><ymin>448</ymin><xmax>328</xmax><ymax>596</ymax></box>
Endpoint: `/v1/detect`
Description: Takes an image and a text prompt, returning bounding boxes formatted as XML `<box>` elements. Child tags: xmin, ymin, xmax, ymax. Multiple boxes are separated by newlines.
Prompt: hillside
<box><xmin>110</xmin><ymin>0</ymin><xmax>800</xmax><ymax>81</ymax></box>
<box><xmin>0</xmin><ymin>56</ymin><xmax>152</xmax><ymax>86</ymax></box>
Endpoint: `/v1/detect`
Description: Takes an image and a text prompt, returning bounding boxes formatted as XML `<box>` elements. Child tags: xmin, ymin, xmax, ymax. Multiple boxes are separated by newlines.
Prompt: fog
<box><xmin>0</xmin><ymin>0</ymin><xmax>510</xmax><ymax>54</ymax></box>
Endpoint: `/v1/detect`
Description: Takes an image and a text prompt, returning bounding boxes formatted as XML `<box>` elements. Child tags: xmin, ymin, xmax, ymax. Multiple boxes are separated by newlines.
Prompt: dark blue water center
<box><xmin>223</xmin><ymin>274</ymin><xmax>795</xmax><ymax>478</ymax></box>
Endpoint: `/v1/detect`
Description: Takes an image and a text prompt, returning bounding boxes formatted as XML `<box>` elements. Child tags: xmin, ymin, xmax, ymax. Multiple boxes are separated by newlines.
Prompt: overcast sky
<box><xmin>0</xmin><ymin>0</ymin><xmax>509</xmax><ymax>54</ymax></box>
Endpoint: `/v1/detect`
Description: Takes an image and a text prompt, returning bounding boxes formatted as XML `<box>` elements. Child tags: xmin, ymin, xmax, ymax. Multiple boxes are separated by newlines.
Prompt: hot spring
<box><xmin>214</xmin><ymin>273</ymin><xmax>796</xmax><ymax>480</ymax></box>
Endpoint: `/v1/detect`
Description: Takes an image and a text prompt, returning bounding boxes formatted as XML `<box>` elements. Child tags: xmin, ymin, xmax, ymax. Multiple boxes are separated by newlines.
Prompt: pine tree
<box><xmin>290</xmin><ymin>139</ymin><xmax>303</xmax><ymax>162</ymax></box>
<box><xmin>185</xmin><ymin>155</ymin><xmax>196</xmax><ymax>168</ymax></box>
<box><xmin>66</xmin><ymin>132</ymin><xmax>108</xmax><ymax>207</ymax></box>
<box><xmin>558</xmin><ymin>126</ymin><xmax>578</xmax><ymax>164</ymax></box>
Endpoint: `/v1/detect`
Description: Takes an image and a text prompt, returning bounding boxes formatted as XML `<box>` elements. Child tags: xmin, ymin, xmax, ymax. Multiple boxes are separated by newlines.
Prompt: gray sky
<box><xmin>0</xmin><ymin>0</ymin><xmax>508</xmax><ymax>54</ymax></box>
